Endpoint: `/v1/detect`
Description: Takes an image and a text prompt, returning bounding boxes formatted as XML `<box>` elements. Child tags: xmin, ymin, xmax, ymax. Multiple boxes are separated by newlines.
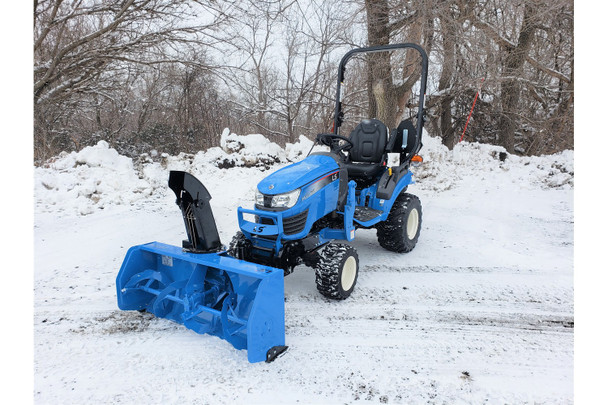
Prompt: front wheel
<box><xmin>314</xmin><ymin>243</ymin><xmax>359</xmax><ymax>300</ymax></box>
<box><xmin>376</xmin><ymin>193</ymin><xmax>422</xmax><ymax>253</ymax></box>
<box><xmin>226</xmin><ymin>231</ymin><xmax>252</xmax><ymax>260</ymax></box>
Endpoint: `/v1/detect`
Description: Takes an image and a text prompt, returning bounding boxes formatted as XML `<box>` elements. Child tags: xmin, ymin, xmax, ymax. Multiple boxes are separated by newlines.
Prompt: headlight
<box><xmin>271</xmin><ymin>189</ymin><xmax>300</xmax><ymax>208</ymax></box>
<box><xmin>255</xmin><ymin>188</ymin><xmax>300</xmax><ymax>209</ymax></box>
<box><xmin>255</xmin><ymin>189</ymin><xmax>265</xmax><ymax>206</ymax></box>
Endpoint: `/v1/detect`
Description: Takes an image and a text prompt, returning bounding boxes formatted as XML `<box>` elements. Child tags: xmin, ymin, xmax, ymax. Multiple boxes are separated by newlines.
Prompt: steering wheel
<box><xmin>315</xmin><ymin>133</ymin><xmax>354</xmax><ymax>153</ymax></box>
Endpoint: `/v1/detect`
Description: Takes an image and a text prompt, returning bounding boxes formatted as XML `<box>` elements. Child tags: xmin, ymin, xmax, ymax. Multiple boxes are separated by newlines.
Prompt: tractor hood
<box><xmin>257</xmin><ymin>154</ymin><xmax>339</xmax><ymax>195</ymax></box>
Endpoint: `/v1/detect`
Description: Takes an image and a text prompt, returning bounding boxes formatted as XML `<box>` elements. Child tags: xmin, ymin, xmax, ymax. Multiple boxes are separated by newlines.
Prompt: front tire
<box><xmin>226</xmin><ymin>231</ymin><xmax>252</xmax><ymax>260</ymax></box>
<box><xmin>377</xmin><ymin>193</ymin><xmax>422</xmax><ymax>253</ymax></box>
<box><xmin>314</xmin><ymin>243</ymin><xmax>359</xmax><ymax>300</ymax></box>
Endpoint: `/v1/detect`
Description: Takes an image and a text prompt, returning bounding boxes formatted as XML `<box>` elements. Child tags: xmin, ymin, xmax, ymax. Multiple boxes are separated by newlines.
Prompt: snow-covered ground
<box><xmin>34</xmin><ymin>130</ymin><xmax>574</xmax><ymax>403</ymax></box>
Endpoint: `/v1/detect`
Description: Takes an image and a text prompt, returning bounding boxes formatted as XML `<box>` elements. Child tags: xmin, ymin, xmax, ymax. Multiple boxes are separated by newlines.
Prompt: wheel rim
<box><xmin>341</xmin><ymin>256</ymin><xmax>357</xmax><ymax>291</ymax></box>
<box><xmin>406</xmin><ymin>208</ymin><xmax>419</xmax><ymax>240</ymax></box>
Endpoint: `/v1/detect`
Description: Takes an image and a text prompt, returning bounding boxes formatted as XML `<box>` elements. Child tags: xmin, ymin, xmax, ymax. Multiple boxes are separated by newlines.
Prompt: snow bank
<box><xmin>412</xmin><ymin>132</ymin><xmax>574</xmax><ymax>191</ymax></box>
<box><xmin>34</xmin><ymin>131</ymin><xmax>315</xmax><ymax>216</ymax></box>
<box><xmin>36</xmin><ymin>141</ymin><xmax>153</xmax><ymax>215</ymax></box>
<box><xmin>285</xmin><ymin>134</ymin><xmax>315</xmax><ymax>161</ymax></box>
<box><xmin>218</xmin><ymin>128</ymin><xmax>285</xmax><ymax>168</ymax></box>
<box><xmin>35</xmin><ymin>130</ymin><xmax>573</xmax><ymax>216</ymax></box>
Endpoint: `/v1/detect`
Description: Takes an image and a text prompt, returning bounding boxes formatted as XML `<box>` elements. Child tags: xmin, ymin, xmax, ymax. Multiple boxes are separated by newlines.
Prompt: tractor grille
<box><xmin>256</xmin><ymin>216</ymin><xmax>275</xmax><ymax>225</ymax></box>
<box><xmin>283</xmin><ymin>209</ymin><xmax>308</xmax><ymax>235</ymax></box>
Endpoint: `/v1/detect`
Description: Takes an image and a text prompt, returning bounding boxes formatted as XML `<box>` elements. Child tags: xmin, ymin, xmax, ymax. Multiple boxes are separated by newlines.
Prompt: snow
<box><xmin>34</xmin><ymin>130</ymin><xmax>573</xmax><ymax>403</ymax></box>
<box><xmin>36</xmin><ymin>140</ymin><xmax>154</xmax><ymax>215</ymax></box>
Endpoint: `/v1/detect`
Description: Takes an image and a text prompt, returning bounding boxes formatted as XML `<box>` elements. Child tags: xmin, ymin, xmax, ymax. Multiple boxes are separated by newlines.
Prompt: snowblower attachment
<box><xmin>116</xmin><ymin>171</ymin><xmax>287</xmax><ymax>363</ymax></box>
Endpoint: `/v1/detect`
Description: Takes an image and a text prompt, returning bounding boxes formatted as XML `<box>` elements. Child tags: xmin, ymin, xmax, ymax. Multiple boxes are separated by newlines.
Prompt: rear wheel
<box><xmin>376</xmin><ymin>193</ymin><xmax>422</xmax><ymax>253</ymax></box>
<box><xmin>314</xmin><ymin>243</ymin><xmax>359</xmax><ymax>300</ymax></box>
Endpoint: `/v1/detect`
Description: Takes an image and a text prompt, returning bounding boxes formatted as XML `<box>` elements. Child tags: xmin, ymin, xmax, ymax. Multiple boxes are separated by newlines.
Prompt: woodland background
<box><xmin>33</xmin><ymin>0</ymin><xmax>574</xmax><ymax>163</ymax></box>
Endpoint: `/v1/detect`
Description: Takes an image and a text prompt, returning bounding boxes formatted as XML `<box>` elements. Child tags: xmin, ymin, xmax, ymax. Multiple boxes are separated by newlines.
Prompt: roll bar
<box><xmin>332</xmin><ymin>43</ymin><xmax>429</xmax><ymax>152</ymax></box>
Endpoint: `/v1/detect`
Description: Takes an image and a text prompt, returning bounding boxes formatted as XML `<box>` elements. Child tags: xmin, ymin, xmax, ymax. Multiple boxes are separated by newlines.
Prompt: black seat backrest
<box><xmin>387</xmin><ymin>119</ymin><xmax>418</xmax><ymax>155</ymax></box>
<box><xmin>347</xmin><ymin>119</ymin><xmax>388</xmax><ymax>163</ymax></box>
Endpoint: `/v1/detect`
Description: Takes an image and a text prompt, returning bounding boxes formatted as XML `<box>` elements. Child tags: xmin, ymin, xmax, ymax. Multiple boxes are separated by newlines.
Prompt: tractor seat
<box><xmin>343</xmin><ymin>119</ymin><xmax>388</xmax><ymax>182</ymax></box>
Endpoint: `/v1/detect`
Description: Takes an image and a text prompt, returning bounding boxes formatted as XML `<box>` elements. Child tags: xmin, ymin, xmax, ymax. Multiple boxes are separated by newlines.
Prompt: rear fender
<box><xmin>338</xmin><ymin>171</ymin><xmax>414</xmax><ymax>229</ymax></box>
<box><xmin>371</xmin><ymin>171</ymin><xmax>413</xmax><ymax>217</ymax></box>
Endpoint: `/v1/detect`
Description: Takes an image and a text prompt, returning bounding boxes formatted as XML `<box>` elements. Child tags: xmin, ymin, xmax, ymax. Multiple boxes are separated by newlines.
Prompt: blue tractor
<box><xmin>229</xmin><ymin>43</ymin><xmax>427</xmax><ymax>299</ymax></box>
<box><xmin>116</xmin><ymin>43</ymin><xmax>428</xmax><ymax>362</ymax></box>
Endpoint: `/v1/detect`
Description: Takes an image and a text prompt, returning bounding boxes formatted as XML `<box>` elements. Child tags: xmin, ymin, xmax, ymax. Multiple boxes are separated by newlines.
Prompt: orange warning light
<box><xmin>411</xmin><ymin>155</ymin><xmax>423</xmax><ymax>163</ymax></box>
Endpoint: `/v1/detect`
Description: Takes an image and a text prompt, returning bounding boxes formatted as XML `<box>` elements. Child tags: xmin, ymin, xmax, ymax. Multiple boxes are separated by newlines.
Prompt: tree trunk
<box><xmin>438</xmin><ymin>12</ymin><xmax>457</xmax><ymax>149</ymax></box>
<box><xmin>365</xmin><ymin>0</ymin><xmax>398</xmax><ymax>127</ymax></box>
<box><xmin>497</xmin><ymin>2</ymin><xmax>536</xmax><ymax>153</ymax></box>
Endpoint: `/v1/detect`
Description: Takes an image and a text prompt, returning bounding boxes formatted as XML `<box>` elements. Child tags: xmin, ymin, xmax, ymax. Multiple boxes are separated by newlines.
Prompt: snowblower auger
<box><xmin>116</xmin><ymin>171</ymin><xmax>287</xmax><ymax>363</ymax></box>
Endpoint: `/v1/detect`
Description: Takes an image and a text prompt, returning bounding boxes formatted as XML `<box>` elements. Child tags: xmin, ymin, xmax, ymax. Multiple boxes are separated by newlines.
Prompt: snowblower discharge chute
<box><xmin>116</xmin><ymin>43</ymin><xmax>429</xmax><ymax>363</ymax></box>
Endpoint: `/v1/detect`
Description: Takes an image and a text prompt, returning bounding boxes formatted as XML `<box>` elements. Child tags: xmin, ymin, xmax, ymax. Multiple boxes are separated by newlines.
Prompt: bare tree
<box><xmin>272</xmin><ymin>1</ymin><xmax>354</xmax><ymax>140</ymax></box>
<box><xmin>33</xmin><ymin>0</ymin><xmax>574</xmax><ymax>162</ymax></box>
<box><xmin>470</xmin><ymin>0</ymin><xmax>573</xmax><ymax>153</ymax></box>
<box><xmin>363</xmin><ymin>0</ymin><xmax>430</xmax><ymax>128</ymax></box>
<box><xmin>219</xmin><ymin>0</ymin><xmax>351</xmax><ymax>142</ymax></box>
<box><xmin>34</xmin><ymin>0</ymin><xmax>229</xmax><ymax>160</ymax></box>
<box><xmin>216</xmin><ymin>0</ymin><xmax>291</xmax><ymax>139</ymax></box>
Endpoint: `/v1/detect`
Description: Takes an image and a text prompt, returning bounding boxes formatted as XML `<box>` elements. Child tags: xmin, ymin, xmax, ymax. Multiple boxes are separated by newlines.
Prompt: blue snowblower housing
<box><xmin>116</xmin><ymin>43</ymin><xmax>428</xmax><ymax>363</ymax></box>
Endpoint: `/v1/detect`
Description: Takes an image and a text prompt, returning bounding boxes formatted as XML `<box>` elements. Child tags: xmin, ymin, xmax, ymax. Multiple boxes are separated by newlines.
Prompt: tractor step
<box><xmin>354</xmin><ymin>206</ymin><xmax>383</xmax><ymax>222</ymax></box>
